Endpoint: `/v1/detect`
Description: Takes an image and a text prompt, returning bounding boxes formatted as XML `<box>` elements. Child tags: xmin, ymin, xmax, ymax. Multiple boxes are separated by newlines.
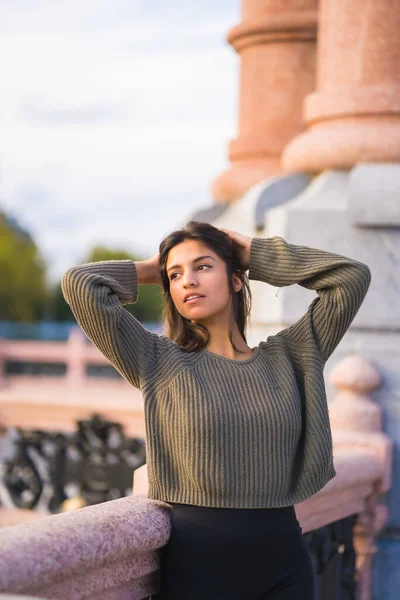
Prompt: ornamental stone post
<box><xmin>329</xmin><ymin>355</ymin><xmax>392</xmax><ymax>600</ymax></box>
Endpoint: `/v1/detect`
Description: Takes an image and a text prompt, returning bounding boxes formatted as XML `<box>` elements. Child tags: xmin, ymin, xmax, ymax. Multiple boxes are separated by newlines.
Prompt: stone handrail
<box><xmin>0</xmin><ymin>356</ymin><xmax>392</xmax><ymax>600</ymax></box>
<box><xmin>0</xmin><ymin>495</ymin><xmax>171</xmax><ymax>600</ymax></box>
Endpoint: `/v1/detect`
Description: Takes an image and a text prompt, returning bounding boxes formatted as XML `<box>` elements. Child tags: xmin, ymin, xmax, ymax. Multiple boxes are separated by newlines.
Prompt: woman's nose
<box><xmin>183</xmin><ymin>272</ymin><xmax>197</xmax><ymax>288</ymax></box>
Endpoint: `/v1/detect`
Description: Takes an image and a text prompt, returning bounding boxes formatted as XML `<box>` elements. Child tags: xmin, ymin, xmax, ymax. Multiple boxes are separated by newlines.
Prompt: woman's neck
<box><xmin>204</xmin><ymin>324</ymin><xmax>251</xmax><ymax>360</ymax></box>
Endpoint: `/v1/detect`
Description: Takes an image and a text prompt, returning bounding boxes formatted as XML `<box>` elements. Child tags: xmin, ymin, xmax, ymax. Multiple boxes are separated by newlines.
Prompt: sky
<box><xmin>0</xmin><ymin>0</ymin><xmax>241</xmax><ymax>284</ymax></box>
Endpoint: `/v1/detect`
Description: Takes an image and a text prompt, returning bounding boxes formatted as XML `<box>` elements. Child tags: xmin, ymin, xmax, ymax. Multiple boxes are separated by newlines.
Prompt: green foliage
<box><xmin>87</xmin><ymin>246</ymin><xmax>135</xmax><ymax>263</ymax></box>
<box><xmin>51</xmin><ymin>282</ymin><xmax>74</xmax><ymax>321</ymax></box>
<box><xmin>0</xmin><ymin>210</ymin><xmax>163</xmax><ymax>325</ymax></box>
<box><xmin>0</xmin><ymin>213</ymin><xmax>49</xmax><ymax>321</ymax></box>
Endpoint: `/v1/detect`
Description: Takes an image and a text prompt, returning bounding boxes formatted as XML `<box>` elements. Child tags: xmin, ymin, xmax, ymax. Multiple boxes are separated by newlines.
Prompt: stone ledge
<box><xmin>0</xmin><ymin>495</ymin><xmax>171</xmax><ymax>600</ymax></box>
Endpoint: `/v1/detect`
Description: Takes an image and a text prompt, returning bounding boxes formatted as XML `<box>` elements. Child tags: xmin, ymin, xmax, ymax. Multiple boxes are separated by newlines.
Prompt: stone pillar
<box><xmin>283</xmin><ymin>0</ymin><xmax>400</xmax><ymax>172</ymax></box>
<box><xmin>66</xmin><ymin>327</ymin><xmax>86</xmax><ymax>386</ymax></box>
<box><xmin>212</xmin><ymin>0</ymin><xmax>318</xmax><ymax>203</ymax></box>
<box><xmin>0</xmin><ymin>339</ymin><xmax>6</xmax><ymax>389</ymax></box>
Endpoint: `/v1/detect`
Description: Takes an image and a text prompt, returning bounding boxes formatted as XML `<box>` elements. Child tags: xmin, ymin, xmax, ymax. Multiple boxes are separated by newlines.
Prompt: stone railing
<box><xmin>0</xmin><ymin>356</ymin><xmax>392</xmax><ymax>600</ymax></box>
<box><xmin>0</xmin><ymin>325</ymin><xmax>163</xmax><ymax>390</ymax></box>
<box><xmin>0</xmin><ymin>327</ymin><xmax>118</xmax><ymax>389</ymax></box>
<box><xmin>0</xmin><ymin>495</ymin><xmax>172</xmax><ymax>600</ymax></box>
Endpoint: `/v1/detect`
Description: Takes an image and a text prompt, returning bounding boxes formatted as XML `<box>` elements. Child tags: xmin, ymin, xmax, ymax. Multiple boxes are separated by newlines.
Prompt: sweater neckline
<box><xmin>198</xmin><ymin>345</ymin><xmax>261</xmax><ymax>364</ymax></box>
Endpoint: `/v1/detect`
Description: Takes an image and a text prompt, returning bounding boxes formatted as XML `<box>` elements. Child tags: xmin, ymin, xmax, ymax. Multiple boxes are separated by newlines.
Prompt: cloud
<box><xmin>20</xmin><ymin>97</ymin><xmax>129</xmax><ymax>125</ymax></box>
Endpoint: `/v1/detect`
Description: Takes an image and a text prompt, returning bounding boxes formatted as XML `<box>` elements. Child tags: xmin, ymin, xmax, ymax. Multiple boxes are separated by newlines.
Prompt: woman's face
<box><xmin>166</xmin><ymin>239</ymin><xmax>242</xmax><ymax>325</ymax></box>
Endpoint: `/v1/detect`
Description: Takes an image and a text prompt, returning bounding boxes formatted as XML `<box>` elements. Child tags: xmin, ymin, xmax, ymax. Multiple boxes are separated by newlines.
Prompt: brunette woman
<box><xmin>62</xmin><ymin>221</ymin><xmax>371</xmax><ymax>599</ymax></box>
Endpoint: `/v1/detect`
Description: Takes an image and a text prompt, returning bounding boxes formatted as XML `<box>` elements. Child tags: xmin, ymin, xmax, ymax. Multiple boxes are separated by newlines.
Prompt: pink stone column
<box><xmin>283</xmin><ymin>0</ymin><xmax>400</xmax><ymax>172</ymax></box>
<box><xmin>212</xmin><ymin>0</ymin><xmax>318</xmax><ymax>203</ymax></box>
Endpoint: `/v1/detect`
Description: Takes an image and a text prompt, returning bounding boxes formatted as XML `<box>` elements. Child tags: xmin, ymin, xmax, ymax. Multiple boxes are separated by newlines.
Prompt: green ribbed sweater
<box><xmin>61</xmin><ymin>237</ymin><xmax>371</xmax><ymax>508</ymax></box>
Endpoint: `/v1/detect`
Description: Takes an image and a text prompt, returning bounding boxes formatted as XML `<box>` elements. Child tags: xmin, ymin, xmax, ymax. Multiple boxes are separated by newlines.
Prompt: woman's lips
<box><xmin>185</xmin><ymin>295</ymin><xmax>204</xmax><ymax>304</ymax></box>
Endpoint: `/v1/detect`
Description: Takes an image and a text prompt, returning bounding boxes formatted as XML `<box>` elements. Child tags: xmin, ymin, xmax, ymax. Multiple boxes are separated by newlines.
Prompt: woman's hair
<box><xmin>158</xmin><ymin>221</ymin><xmax>251</xmax><ymax>352</ymax></box>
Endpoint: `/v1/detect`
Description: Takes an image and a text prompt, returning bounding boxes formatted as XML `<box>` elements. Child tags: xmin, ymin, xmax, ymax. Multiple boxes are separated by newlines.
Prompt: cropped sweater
<box><xmin>61</xmin><ymin>237</ymin><xmax>371</xmax><ymax>508</ymax></box>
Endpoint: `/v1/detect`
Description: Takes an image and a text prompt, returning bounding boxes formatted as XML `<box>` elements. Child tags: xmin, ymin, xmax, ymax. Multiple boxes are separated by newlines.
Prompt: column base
<box><xmin>282</xmin><ymin>117</ymin><xmax>400</xmax><ymax>173</ymax></box>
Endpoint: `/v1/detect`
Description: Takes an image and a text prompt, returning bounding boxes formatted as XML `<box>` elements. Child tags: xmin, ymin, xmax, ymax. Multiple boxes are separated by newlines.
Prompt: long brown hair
<box><xmin>158</xmin><ymin>221</ymin><xmax>252</xmax><ymax>352</ymax></box>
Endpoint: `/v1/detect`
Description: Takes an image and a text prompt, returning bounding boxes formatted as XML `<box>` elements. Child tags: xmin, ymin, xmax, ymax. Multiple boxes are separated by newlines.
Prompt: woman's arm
<box><xmin>219</xmin><ymin>229</ymin><xmax>371</xmax><ymax>364</ymax></box>
<box><xmin>249</xmin><ymin>236</ymin><xmax>371</xmax><ymax>363</ymax></box>
<box><xmin>61</xmin><ymin>257</ymin><xmax>167</xmax><ymax>389</ymax></box>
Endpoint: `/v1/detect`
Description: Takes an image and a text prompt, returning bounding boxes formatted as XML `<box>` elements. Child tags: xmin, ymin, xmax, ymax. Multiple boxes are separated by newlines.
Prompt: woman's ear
<box><xmin>232</xmin><ymin>272</ymin><xmax>243</xmax><ymax>293</ymax></box>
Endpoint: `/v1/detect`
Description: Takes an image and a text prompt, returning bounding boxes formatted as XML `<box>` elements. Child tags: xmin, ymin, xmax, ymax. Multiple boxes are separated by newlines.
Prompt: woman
<box><xmin>61</xmin><ymin>221</ymin><xmax>371</xmax><ymax>599</ymax></box>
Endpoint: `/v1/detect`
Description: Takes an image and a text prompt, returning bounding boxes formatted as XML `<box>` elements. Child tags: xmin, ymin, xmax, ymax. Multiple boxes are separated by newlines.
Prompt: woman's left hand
<box><xmin>218</xmin><ymin>228</ymin><xmax>252</xmax><ymax>271</ymax></box>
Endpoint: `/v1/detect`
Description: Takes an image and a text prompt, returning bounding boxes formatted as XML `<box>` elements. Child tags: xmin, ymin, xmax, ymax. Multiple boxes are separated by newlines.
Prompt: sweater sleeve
<box><xmin>61</xmin><ymin>259</ymin><xmax>168</xmax><ymax>390</ymax></box>
<box><xmin>248</xmin><ymin>237</ymin><xmax>371</xmax><ymax>363</ymax></box>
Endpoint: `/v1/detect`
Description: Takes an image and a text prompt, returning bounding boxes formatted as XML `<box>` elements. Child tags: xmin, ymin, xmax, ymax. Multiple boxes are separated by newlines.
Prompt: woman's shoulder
<box><xmin>257</xmin><ymin>331</ymin><xmax>325</xmax><ymax>374</ymax></box>
<box><xmin>156</xmin><ymin>334</ymin><xmax>207</xmax><ymax>366</ymax></box>
<box><xmin>256</xmin><ymin>333</ymin><xmax>318</xmax><ymax>360</ymax></box>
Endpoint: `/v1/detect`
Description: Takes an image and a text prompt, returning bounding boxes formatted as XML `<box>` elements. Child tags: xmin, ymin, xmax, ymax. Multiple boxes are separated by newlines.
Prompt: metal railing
<box><xmin>0</xmin><ymin>414</ymin><xmax>146</xmax><ymax>513</ymax></box>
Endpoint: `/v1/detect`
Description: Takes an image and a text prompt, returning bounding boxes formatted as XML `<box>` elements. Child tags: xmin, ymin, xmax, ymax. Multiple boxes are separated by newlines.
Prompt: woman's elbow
<box><xmin>61</xmin><ymin>266</ymin><xmax>81</xmax><ymax>306</ymax></box>
<box><xmin>360</xmin><ymin>262</ymin><xmax>372</xmax><ymax>293</ymax></box>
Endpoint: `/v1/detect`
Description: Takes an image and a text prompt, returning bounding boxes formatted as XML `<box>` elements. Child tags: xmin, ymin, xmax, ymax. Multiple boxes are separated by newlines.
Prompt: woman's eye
<box><xmin>169</xmin><ymin>264</ymin><xmax>210</xmax><ymax>280</ymax></box>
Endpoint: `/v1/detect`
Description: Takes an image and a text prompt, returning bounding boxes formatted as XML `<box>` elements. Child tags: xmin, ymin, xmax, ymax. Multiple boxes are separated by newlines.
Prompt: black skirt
<box><xmin>158</xmin><ymin>502</ymin><xmax>315</xmax><ymax>600</ymax></box>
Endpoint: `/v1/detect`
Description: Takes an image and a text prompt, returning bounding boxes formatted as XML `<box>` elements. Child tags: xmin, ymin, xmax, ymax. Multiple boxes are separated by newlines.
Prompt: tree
<box><xmin>0</xmin><ymin>212</ymin><xmax>49</xmax><ymax>321</ymax></box>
